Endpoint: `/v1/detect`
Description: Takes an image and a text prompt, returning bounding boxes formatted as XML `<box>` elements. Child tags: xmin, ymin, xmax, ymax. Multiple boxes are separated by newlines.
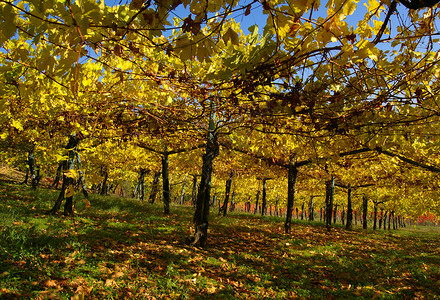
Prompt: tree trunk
<box><xmin>333</xmin><ymin>203</ymin><xmax>338</xmax><ymax>224</ymax></box>
<box><xmin>393</xmin><ymin>211</ymin><xmax>397</xmax><ymax>230</ymax></box>
<box><xmin>379</xmin><ymin>209</ymin><xmax>383</xmax><ymax>229</ymax></box>
<box><xmin>388</xmin><ymin>211</ymin><xmax>392</xmax><ymax>230</ymax></box>
<box><xmin>275</xmin><ymin>195</ymin><xmax>279</xmax><ymax>217</ymax></box>
<box><xmin>254</xmin><ymin>190</ymin><xmax>260</xmax><ymax>214</ymax></box>
<box><xmin>341</xmin><ymin>206</ymin><xmax>345</xmax><ymax>225</ymax></box>
<box><xmin>134</xmin><ymin>169</ymin><xmax>147</xmax><ymax>200</ymax></box>
<box><xmin>308</xmin><ymin>196</ymin><xmax>314</xmax><ymax>221</ymax></box>
<box><xmin>110</xmin><ymin>184</ymin><xmax>118</xmax><ymax>194</ymax></box>
<box><xmin>362</xmin><ymin>195</ymin><xmax>368</xmax><ymax>229</ymax></box>
<box><xmin>27</xmin><ymin>149</ymin><xmax>39</xmax><ymax>190</ymax></box>
<box><xmin>373</xmin><ymin>204</ymin><xmax>378</xmax><ymax>230</ymax></box>
<box><xmin>388</xmin><ymin>211</ymin><xmax>394</xmax><ymax>230</ymax></box>
<box><xmin>179</xmin><ymin>174</ymin><xmax>187</xmax><ymax>205</ymax></box>
<box><xmin>75</xmin><ymin>152</ymin><xmax>89</xmax><ymax>199</ymax></box>
<box><xmin>219</xmin><ymin>171</ymin><xmax>233</xmax><ymax>216</ymax></box>
<box><xmin>229</xmin><ymin>191</ymin><xmax>235</xmax><ymax>212</ymax></box>
<box><xmin>100</xmin><ymin>165</ymin><xmax>108</xmax><ymax>196</ymax></box>
<box><xmin>21</xmin><ymin>169</ymin><xmax>29</xmax><ymax>185</ymax></box>
<box><xmin>284</xmin><ymin>155</ymin><xmax>297</xmax><ymax>234</ymax></box>
<box><xmin>346</xmin><ymin>184</ymin><xmax>353</xmax><ymax>230</ymax></box>
<box><xmin>162</xmin><ymin>153</ymin><xmax>171</xmax><ymax>214</ymax></box>
<box><xmin>148</xmin><ymin>169</ymin><xmax>161</xmax><ymax>204</ymax></box>
<box><xmin>325</xmin><ymin>176</ymin><xmax>335</xmax><ymax>231</ymax></box>
<box><xmin>52</xmin><ymin>162</ymin><xmax>62</xmax><ymax>189</ymax></box>
<box><xmin>50</xmin><ymin>174</ymin><xmax>68</xmax><ymax>214</ymax></box>
<box><xmin>191</xmin><ymin>175</ymin><xmax>198</xmax><ymax>206</ymax></box>
<box><xmin>384</xmin><ymin>211</ymin><xmax>388</xmax><ymax>230</ymax></box>
<box><xmin>212</xmin><ymin>193</ymin><xmax>217</xmax><ymax>207</ymax></box>
<box><xmin>187</xmin><ymin>127</ymin><xmax>219</xmax><ymax>247</ymax></box>
<box><xmin>140</xmin><ymin>169</ymin><xmax>147</xmax><ymax>201</ymax></box>
<box><xmin>48</xmin><ymin>135</ymin><xmax>80</xmax><ymax>215</ymax></box>
<box><xmin>261</xmin><ymin>178</ymin><xmax>268</xmax><ymax>216</ymax></box>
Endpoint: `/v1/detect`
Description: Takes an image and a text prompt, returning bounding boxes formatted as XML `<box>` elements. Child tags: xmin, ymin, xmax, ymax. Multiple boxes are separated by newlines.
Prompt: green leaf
<box><xmin>1</xmin><ymin>4</ymin><xmax>17</xmax><ymax>40</ymax></box>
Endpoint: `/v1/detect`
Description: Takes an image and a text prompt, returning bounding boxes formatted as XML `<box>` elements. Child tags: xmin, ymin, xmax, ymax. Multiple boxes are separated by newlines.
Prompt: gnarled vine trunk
<box><xmin>179</xmin><ymin>174</ymin><xmax>187</xmax><ymax>205</ymax></box>
<box><xmin>149</xmin><ymin>168</ymin><xmax>161</xmax><ymax>204</ymax></box>
<box><xmin>162</xmin><ymin>153</ymin><xmax>170</xmax><ymax>214</ymax></box>
<box><xmin>261</xmin><ymin>178</ymin><xmax>268</xmax><ymax>216</ymax></box>
<box><xmin>48</xmin><ymin>135</ymin><xmax>80</xmax><ymax>216</ymax></box>
<box><xmin>191</xmin><ymin>174</ymin><xmax>198</xmax><ymax>206</ymax></box>
<box><xmin>325</xmin><ymin>176</ymin><xmax>335</xmax><ymax>231</ymax></box>
<box><xmin>308</xmin><ymin>196</ymin><xmax>314</xmax><ymax>221</ymax></box>
<box><xmin>284</xmin><ymin>155</ymin><xmax>297</xmax><ymax>234</ymax></box>
<box><xmin>254</xmin><ymin>190</ymin><xmax>260</xmax><ymax>214</ymax></box>
<box><xmin>134</xmin><ymin>168</ymin><xmax>147</xmax><ymax>201</ymax></box>
<box><xmin>27</xmin><ymin>149</ymin><xmax>40</xmax><ymax>190</ymax></box>
<box><xmin>219</xmin><ymin>171</ymin><xmax>233</xmax><ymax>217</ymax></box>
<box><xmin>52</xmin><ymin>162</ymin><xmax>62</xmax><ymax>189</ymax></box>
<box><xmin>362</xmin><ymin>195</ymin><xmax>368</xmax><ymax>229</ymax></box>
<box><xmin>75</xmin><ymin>151</ymin><xmax>89</xmax><ymax>200</ymax></box>
<box><xmin>187</xmin><ymin>128</ymin><xmax>219</xmax><ymax>247</ymax></box>
<box><xmin>346</xmin><ymin>184</ymin><xmax>353</xmax><ymax>230</ymax></box>
<box><xmin>100</xmin><ymin>165</ymin><xmax>108</xmax><ymax>196</ymax></box>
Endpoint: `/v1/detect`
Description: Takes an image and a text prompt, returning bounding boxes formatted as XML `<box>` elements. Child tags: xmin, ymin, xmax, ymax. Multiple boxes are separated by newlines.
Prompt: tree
<box><xmin>48</xmin><ymin>134</ymin><xmax>81</xmax><ymax>216</ymax></box>
<box><xmin>219</xmin><ymin>170</ymin><xmax>233</xmax><ymax>217</ymax></box>
<box><xmin>186</xmin><ymin>109</ymin><xmax>219</xmax><ymax>246</ymax></box>
<box><xmin>284</xmin><ymin>155</ymin><xmax>297</xmax><ymax>234</ymax></box>
<box><xmin>2</xmin><ymin>0</ymin><xmax>440</xmax><ymax>243</ymax></box>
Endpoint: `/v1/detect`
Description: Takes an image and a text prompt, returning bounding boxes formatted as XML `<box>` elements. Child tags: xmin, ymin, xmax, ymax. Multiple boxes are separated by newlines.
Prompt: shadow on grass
<box><xmin>1</xmin><ymin>181</ymin><xmax>440</xmax><ymax>299</ymax></box>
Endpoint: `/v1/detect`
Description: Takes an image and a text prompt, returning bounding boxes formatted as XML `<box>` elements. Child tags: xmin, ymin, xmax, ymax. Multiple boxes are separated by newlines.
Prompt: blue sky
<box><xmin>102</xmin><ymin>0</ymin><xmax>371</xmax><ymax>36</ymax></box>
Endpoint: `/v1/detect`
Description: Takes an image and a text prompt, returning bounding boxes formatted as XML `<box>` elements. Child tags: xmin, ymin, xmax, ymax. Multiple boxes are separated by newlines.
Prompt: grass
<box><xmin>1</xmin><ymin>180</ymin><xmax>440</xmax><ymax>299</ymax></box>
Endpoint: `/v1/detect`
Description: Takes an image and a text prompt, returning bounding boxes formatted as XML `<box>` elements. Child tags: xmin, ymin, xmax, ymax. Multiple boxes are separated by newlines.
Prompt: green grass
<box><xmin>1</xmin><ymin>181</ymin><xmax>440</xmax><ymax>299</ymax></box>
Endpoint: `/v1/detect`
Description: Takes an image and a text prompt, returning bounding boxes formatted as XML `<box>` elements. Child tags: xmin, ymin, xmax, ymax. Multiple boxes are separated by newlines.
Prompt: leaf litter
<box><xmin>1</xmin><ymin>183</ymin><xmax>440</xmax><ymax>299</ymax></box>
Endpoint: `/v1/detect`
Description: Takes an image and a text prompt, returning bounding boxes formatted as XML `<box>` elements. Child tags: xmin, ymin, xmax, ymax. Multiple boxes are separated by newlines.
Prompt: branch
<box><xmin>373</xmin><ymin>1</ymin><xmax>397</xmax><ymax>44</ymax></box>
<box><xmin>136</xmin><ymin>143</ymin><xmax>162</xmax><ymax>154</ymax></box>
<box><xmin>256</xmin><ymin>177</ymin><xmax>274</xmax><ymax>181</ymax></box>
<box><xmin>375</xmin><ymin>147</ymin><xmax>440</xmax><ymax>173</ymax></box>
<box><xmin>220</xmin><ymin>141</ymin><xmax>372</xmax><ymax>170</ymax></box>
<box><xmin>166</xmin><ymin>143</ymin><xmax>206</xmax><ymax>155</ymax></box>
<box><xmin>137</xmin><ymin>143</ymin><xmax>206</xmax><ymax>156</ymax></box>
<box><xmin>399</xmin><ymin>0</ymin><xmax>440</xmax><ymax>9</ymax></box>
<box><xmin>295</xmin><ymin>147</ymin><xmax>372</xmax><ymax>168</ymax></box>
<box><xmin>219</xmin><ymin>142</ymin><xmax>287</xmax><ymax>168</ymax></box>
<box><xmin>335</xmin><ymin>183</ymin><xmax>374</xmax><ymax>189</ymax></box>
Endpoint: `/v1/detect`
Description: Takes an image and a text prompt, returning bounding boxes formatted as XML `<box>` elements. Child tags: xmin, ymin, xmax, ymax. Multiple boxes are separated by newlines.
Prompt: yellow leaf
<box><xmin>343</xmin><ymin>1</ymin><xmax>358</xmax><ymax>16</ymax></box>
<box><xmin>11</xmin><ymin>119</ymin><xmax>23</xmax><ymax>131</ymax></box>
<box><xmin>71</xmin><ymin>294</ymin><xmax>85</xmax><ymax>300</ymax></box>
<box><xmin>65</xmin><ymin>184</ymin><xmax>75</xmax><ymax>198</ymax></box>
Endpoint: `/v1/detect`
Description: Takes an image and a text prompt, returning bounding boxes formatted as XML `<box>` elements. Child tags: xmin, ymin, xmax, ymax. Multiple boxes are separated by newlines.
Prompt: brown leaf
<box><xmin>346</xmin><ymin>33</ymin><xmax>356</xmax><ymax>43</ymax></box>
<box><xmin>44</xmin><ymin>279</ymin><xmax>59</xmax><ymax>288</ymax></box>
<box><xmin>114</xmin><ymin>45</ymin><xmax>123</xmax><ymax>56</ymax></box>
<box><xmin>245</xmin><ymin>4</ymin><xmax>251</xmax><ymax>16</ymax></box>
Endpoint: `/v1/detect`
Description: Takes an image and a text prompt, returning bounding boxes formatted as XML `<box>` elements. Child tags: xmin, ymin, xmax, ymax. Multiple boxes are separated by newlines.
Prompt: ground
<box><xmin>1</xmin><ymin>167</ymin><xmax>440</xmax><ymax>299</ymax></box>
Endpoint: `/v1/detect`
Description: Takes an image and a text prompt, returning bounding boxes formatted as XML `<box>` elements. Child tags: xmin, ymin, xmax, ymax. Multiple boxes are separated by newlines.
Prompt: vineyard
<box><xmin>2</xmin><ymin>0</ymin><xmax>440</xmax><ymax>297</ymax></box>
<box><xmin>1</xmin><ymin>179</ymin><xmax>440</xmax><ymax>299</ymax></box>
